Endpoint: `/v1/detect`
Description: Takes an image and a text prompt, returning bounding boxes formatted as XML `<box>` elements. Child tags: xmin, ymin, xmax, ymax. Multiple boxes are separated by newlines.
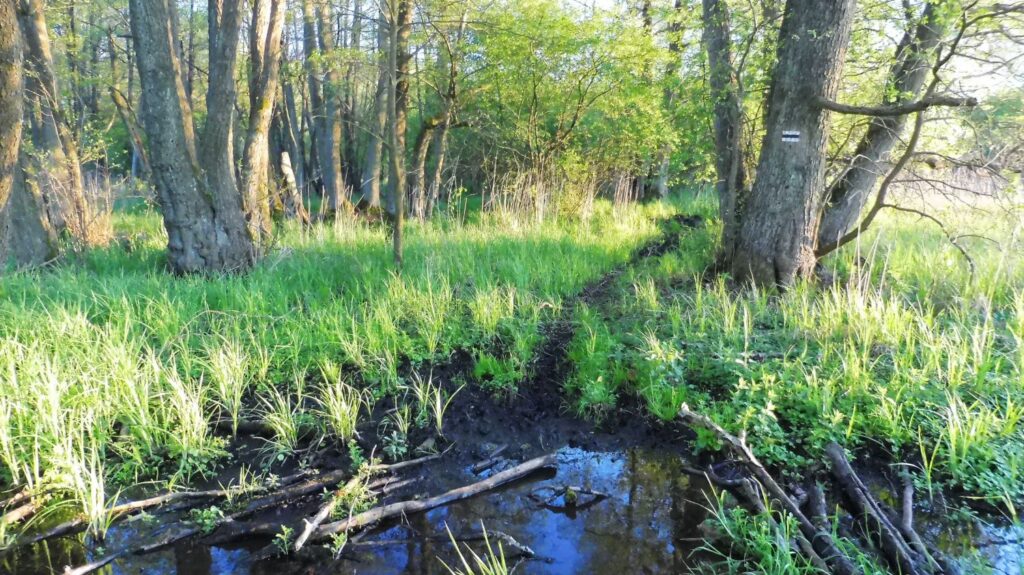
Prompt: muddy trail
<box><xmin>5</xmin><ymin>213</ymin><xmax>1023</xmax><ymax>575</ymax></box>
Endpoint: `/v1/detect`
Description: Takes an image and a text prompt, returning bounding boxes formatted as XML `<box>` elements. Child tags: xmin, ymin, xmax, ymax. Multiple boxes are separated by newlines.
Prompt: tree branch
<box><xmin>815</xmin><ymin>94</ymin><xmax>977</xmax><ymax>117</ymax></box>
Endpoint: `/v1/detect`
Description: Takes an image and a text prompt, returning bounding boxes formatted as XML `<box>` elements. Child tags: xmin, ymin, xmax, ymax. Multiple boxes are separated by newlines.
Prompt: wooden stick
<box><xmin>679</xmin><ymin>407</ymin><xmax>860</xmax><ymax>575</ymax></box>
<box><xmin>314</xmin><ymin>454</ymin><xmax>557</xmax><ymax>540</ymax></box>
<box><xmin>825</xmin><ymin>442</ymin><xmax>927</xmax><ymax>575</ymax></box>
<box><xmin>471</xmin><ymin>444</ymin><xmax>508</xmax><ymax>474</ymax></box>
<box><xmin>13</xmin><ymin>468</ymin><xmax>323</xmax><ymax>550</ymax></box>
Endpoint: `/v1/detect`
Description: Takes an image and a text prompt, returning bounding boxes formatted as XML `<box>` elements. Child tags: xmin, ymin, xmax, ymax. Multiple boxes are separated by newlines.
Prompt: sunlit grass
<box><xmin>564</xmin><ymin>197</ymin><xmax>1024</xmax><ymax>508</ymax></box>
<box><xmin>0</xmin><ymin>199</ymin><xmax>669</xmax><ymax>527</ymax></box>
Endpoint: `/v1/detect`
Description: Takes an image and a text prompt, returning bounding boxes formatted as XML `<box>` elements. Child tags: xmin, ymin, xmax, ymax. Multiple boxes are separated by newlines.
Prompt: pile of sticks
<box><xmin>0</xmin><ymin>451</ymin><xmax>556</xmax><ymax>575</ymax></box>
<box><xmin>679</xmin><ymin>406</ymin><xmax>959</xmax><ymax>575</ymax></box>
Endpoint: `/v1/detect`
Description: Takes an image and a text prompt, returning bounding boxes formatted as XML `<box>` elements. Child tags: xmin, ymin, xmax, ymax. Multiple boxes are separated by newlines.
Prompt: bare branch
<box><xmin>815</xmin><ymin>94</ymin><xmax>978</xmax><ymax>117</ymax></box>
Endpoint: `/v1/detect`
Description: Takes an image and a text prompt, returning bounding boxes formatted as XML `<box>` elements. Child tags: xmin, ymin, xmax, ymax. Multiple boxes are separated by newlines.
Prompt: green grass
<box><xmin>563</xmin><ymin>194</ymin><xmax>1024</xmax><ymax>515</ymax></box>
<box><xmin>0</xmin><ymin>199</ymin><xmax>672</xmax><ymax>536</ymax></box>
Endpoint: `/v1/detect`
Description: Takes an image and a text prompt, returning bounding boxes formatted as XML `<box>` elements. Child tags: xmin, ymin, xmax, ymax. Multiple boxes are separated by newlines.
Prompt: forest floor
<box><xmin>1</xmin><ymin>192</ymin><xmax>1023</xmax><ymax>574</ymax></box>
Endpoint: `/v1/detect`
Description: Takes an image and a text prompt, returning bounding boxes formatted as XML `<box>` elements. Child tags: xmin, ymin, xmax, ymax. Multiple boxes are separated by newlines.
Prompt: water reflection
<box><xmin>292</xmin><ymin>447</ymin><xmax>713</xmax><ymax>574</ymax></box>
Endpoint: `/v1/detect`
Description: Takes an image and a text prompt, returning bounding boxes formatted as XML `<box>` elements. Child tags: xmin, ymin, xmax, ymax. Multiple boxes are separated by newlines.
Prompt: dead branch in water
<box><xmin>313</xmin><ymin>454</ymin><xmax>557</xmax><ymax>541</ymax></box>
<box><xmin>678</xmin><ymin>405</ymin><xmax>861</xmax><ymax>575</ymax></box>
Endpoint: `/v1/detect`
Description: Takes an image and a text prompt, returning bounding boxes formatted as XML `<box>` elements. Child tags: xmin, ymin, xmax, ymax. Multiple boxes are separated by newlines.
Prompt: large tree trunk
<box><xmin>728</xmin><ymin>0</ymin><xmax>855</xmax><ymax>286</ymax></box>
<box><xmin>361</xmin><ymin>17</ymin><xmax>388</xmax><ymax>208</ymax></box>
<box><xmin>703</xmin><ymin>0</ymin><xmax>747</xmax><ymax>266</ymax></box>
<box><xmin>1</xmin><ymin>157</ymin><xmax>57</xmax><ymax>269</ymax></box>
<box><xmin>129</xmin><ymin>0</ymin><xmax>254</xmax><ymax>274</ymax></box>
<box><xmin>241</xmin><ymin>0</ymin><xmax>286</xmax><ymax>241</ymax></box>
<box><xmin>17</xmin><ymin>0</ymin><xmax>89</xmax><ymax>242</ymax></box>
<box><xmin>816</xmin><ymin>3</ymin><xmax>941</xmax><ymax>247</ymax></box>
<box><xmin>0</xmin><ymin>0</ymin><xmax>26</xmax><ymax>269</ymax></box>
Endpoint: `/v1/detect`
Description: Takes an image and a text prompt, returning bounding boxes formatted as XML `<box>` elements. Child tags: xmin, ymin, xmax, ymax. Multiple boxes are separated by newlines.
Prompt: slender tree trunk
<box><xmin>387</xmin><ymin>0</ymin><xmax>412</xmax><ymax>266</ymax></box>
<box><xmin>281</xmin><ymin>77</ymin><xmax>306</xmax><ymax>199</ymax></box>
<box><xmin>703</xmin><ymin>0</ymin><xmax>747</xmax><ymax>266</ymax></box>
<box><xmin>656</xmin><ymin>0</ymin><xmax>685</xmax><ymax>199</ymax></box>
<box><xmin>109</xmin><ymin>87</ymin><xmax>151</xmax><ymax>178</ymax></box>
<box><xmin>241</xmin><ymin>0</ymin><xmax>286</xmax><ymax>241</ymax></box>
<box><xmin>318</xmin><ymin>1</ymin><xmax>348</xmax><ymax>209</ymax></box>
<box><xmin>409</xmin><ymin>119</ymin><xmax>439</xmax><ymax>219</ymax></box>
<box><xmin>729</xmin><ymin>0</ymin><xmax>856</xmax><ymax>286</ymax></box>
<box><xmin>303</xmin><ymin>0</ymin><xmax>344</xmax><ymax>214</ymax></box>
<box><xmin>344</xmin><ymin>0</ymin><xmax>363</xmax><ymax>187</ymax></box>
<box><xmin>129</xmin><ymin>0</ymin><xmax>254</xmax><ymax>273</ymax></box>
<box><xmin>361</xmin><ymin>16</ymin><xmax>388</xmax><ymax>208</ymax></box>
<box><xmin>817</xmin><ymin>3</ymin><xmax>941</xmax><ymax>246</ymax></box>
<box><xmin>17</xmin><ymin>0</ymin><xmax>89</xmax><ymax>242</ymax></box>
<box><xmin>424</xmin><ymin>122</ymin><xmax>450</xmax><ymax>215</ymax></box>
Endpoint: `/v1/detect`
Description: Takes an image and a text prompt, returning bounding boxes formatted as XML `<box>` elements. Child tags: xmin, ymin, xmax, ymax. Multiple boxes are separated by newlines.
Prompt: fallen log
<box><xmin>678</xmin><ymin>406</ymin><xmax>860</xmax><ymax>575</ymax></box>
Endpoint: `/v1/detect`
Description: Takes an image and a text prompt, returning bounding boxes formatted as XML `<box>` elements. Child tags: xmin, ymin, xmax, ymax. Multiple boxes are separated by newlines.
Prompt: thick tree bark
<box><xmin>703</xmin><ymin>0</ymin><xmax>747</xmax><ymax>266</ymax></box>
<box><xmin>17</xmin><ymin>0</ymin><xmax>89</xmax><ymax>241</ymax></box>
<box><xmin>361</xmin><ymin>17</ymin><xmax>388</xmax><ymax>208</ymax></box>
<box><xmin>241</xmin><ymin>0</ymin><xmax>286</xmax><ymax>241</ymax></box>
<box><xmin>130</xmin><ymin>0</ymin><xmax>254</xmax><ymax>274</ymax></box>
<box><xmin>1</xmin><ymin>157</ymin><xmax>58</xmax><ymax>269</ymax></box>
<box><xmin>0</xmin><ymin>2</ymin><xmax>26</xmax><ymax>269</ymax></box>
<box><xmin>729</xmin><ymin>0</ymin><xmax>856</xmax><ymax>286</ymax></box>
<box><xmin>816</xmin><ymin>3</ymin><xmax>942</xmax><ymax>247</ymax></box>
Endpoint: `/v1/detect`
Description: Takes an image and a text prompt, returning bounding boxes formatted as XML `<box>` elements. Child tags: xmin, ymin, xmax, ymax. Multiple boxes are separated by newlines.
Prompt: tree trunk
<box><xmin>655</xmin><ymin>0</ymin><xmax>685</xmax><ymax>199</ymax></box>
<box><xmin>343</xmin><ymin>0</ymin><xmax>363</xmax><ymax>188</ymax></box>
<box><xmin>387</xmin><ymin>0</ymin><xmax>412</xmax><ymax>266</ymax></box>
<box><xmin>303</xmin><ymin>0</ymin><xmax>345</xmax><ymax>214</ymax></box>
<box><xmin>728</xmin><ymin>0</ymin><xmax>855</xmax><ymax>286</ymax></box>
<box><xmin>816</xmin><ymin>3</ymin><xmax>941</xmax><ymax>246</ymax></box>
<box><xmin>0</xmin><ymin>0</ymin><xmax>26</xmax><ymax>269</ymax></box>
<box><xmin>241</xmin><ymin>0</ymin><xmax>286</xmax><ymax>242</ymax></box>
<box><xmin>281</xmin><ymin>78</ymin><xmax>306</xmax><ymax>200</ymax></box>
<box><xmin>361</xmin><ymin>16</ymin><xmax>388</xmax><ymax>208</ymax></box>
<box><xmin>425</xmin><ymin>118</ymin><xmax>451</xmax><ymax>215</ymax></box>
<box><xmin>409</xmin><ymin>119</ymin><xmax>439</xmax><ymax>219</ymax></box>
<box><xmin>130</xmin><ymin>0</ymin><xmax>254</xmax><ymax>274</ymax></box>
<box><xmin>17</xmin><ymin>0</ymin><xmax>89</xmax><ymax>242</ymax></box>
<box><xmin>109</xmin><ymin>87</ymin><xmax>151</xmax><ymax>178</ymax></box>
<box><xmin>1</xmin><ymin>157</ymin><xmax>57</xmax><ymax>269</ymax></box>
<box><xmin>702</xmin><ymin>0</ymin><xmax>747</xmax><ymax>265</ymax></box>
